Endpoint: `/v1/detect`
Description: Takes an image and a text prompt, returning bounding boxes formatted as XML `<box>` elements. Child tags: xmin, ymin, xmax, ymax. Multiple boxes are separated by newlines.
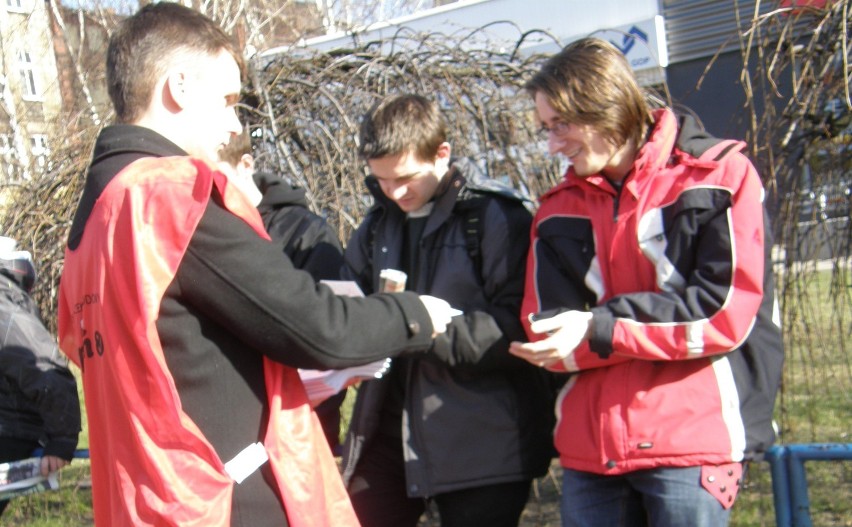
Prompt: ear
<box><xmin>239</xmin><ymin>153</ymin><xmax>255</xmax><ymax>172</ymax></box>
<box><xmin>165</xmin><ymin>71</ymin><xmax>189</xmax><ymax>110</ymax></box>
<box><xmin>434</xmin><ymin>142</ymin><xmax>452</xmax><ymax>176</ymax></box>
<box><xmin>436</xmin><ymin>142</ymin><xmax>452</xmax><ymax>161</ymax></box>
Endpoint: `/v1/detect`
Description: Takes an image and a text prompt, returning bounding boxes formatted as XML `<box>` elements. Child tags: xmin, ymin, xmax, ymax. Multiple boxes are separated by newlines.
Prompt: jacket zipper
<box><xmin>611</xmin><ymin>182</ymin><xmax>623</xmax><ymax>223</ymax></box>
<box><xmin>608</xmin><ymin>170</ymin><xmax>630</xmax><ymax>222</ymax></box>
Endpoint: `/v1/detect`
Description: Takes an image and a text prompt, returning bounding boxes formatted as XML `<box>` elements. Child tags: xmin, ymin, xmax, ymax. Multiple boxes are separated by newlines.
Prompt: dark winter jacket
<box><xmin>341</xmin><ymin>158</ymin><xmax>555</xmax><ymax>497</ymax></box>
<box><xmin>0</xmin><ymin>275</ymin><xmax>80</xmax><ymax>460</ymax></box>
<box><xmin>522</xmin><ymin>108</ymin><xmax>784</xmax><ymax>474</ymax></box>
<box><xmin>253</xmin><ymin>172</ymin><xmax>343</xmax><ymax>281</ymax></box>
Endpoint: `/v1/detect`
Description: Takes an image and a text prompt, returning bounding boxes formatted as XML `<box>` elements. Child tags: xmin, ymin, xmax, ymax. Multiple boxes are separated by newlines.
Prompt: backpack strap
<box><xmin>463</xmin><ymin>203</ymin><xmax>484</xmax><ymax>279</ymax></box>
<box><xmin>456</xmin><ymin>191</ymin><xmax>498</xmax><ymax>285</ymax></box>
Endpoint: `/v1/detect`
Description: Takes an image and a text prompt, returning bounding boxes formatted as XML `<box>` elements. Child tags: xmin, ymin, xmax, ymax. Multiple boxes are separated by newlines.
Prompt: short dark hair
<box><xmin>524</xmin><ymin>37</ymin><xmax>653</xmax><ymax>148</ymax></box>
<box><xmin>218</xmin><ymin>128</ymin><xmax>252</xmax><ymax>167</ymax></box>
<box><xmin>106</xmin><ymin>2</ymin><xmax>244</xmax><ymax>123</ymax></box>
<box><xmin>358</xmin><ymin>94</ymin><xmax>447</xmax><ymax>161</ymax></box>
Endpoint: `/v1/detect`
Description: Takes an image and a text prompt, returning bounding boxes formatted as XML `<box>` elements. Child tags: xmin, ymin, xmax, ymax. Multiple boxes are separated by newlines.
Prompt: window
<box><xmin>5</xmin><ymin>0</ymin><xmax>28</xmax><ymax>13</ymax></box>
<box><xmin>17</xmin><ymin>50</ymin><xmax>39</xmax><ymax>99</ymax></box>
<box><xmin>0</xmin><ymin>134</ymin><xmax>21</xmax><ymax>180</ymax></box>
<box><xmin>30</xmin><ymin>134</ymin><xmax>48</xmax><ymax>168</ymax></box>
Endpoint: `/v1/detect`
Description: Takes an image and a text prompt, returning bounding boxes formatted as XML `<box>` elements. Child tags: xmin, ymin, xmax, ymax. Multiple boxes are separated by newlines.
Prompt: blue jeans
<box><xmin>560</xmin><ymin>466</ymin><xmax>732</xmax><ymax>527</ymax></box>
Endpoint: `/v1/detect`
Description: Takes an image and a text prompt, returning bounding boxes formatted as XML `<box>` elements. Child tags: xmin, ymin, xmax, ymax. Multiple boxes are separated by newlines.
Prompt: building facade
<box><xmin>0</xmin><ymin>0</ymin><xmax>63</xmax><ymax>181</ymax></box>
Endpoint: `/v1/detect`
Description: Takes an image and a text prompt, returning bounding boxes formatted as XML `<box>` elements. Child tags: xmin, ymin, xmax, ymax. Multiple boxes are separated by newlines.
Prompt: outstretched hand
<box><xmin>418</xmin><ymin>295</ymin><xmax>454</xmax><ymax>336</ymax></box>
<box><xmin>509</xmin><ymin>310</ymin><xmax>593</xmax><ymax>368</ymax></box>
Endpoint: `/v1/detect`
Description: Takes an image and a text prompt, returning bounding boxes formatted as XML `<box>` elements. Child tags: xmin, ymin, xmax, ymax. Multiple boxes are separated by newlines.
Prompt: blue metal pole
<box><xmin>766</xmin><ymin>445</ymin><xmax>792</xmax><ymax>527</ymax></box>
<box><xmin>29</xmin><ymin>448</ymin><xmax>89</xmax><ymax>459</ymax></box>
<box><xmin>786</xmin><ymin>443</ymin><xmax>852</xmax><ymax>461</ymax></box>
<box><xmin>786</xmin><ymin>444</ymin><xmax>852</xmax><ymax>527</ymax></box>
<box><xmin>786</xmin><ymin>448</ymin><xmax>813</xmax><ymax>527</ymax></box>
<box><xmin>766</xmin><ymin>444</ymin><xmax>852</xmax><ymax>527</ymax></box>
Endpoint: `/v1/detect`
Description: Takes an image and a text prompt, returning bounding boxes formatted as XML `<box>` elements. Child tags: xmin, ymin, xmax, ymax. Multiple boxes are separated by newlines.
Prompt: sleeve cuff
<box><xmin>42</xmin><ymin>437</ymin><xmax>79</xmax><ymax>461</ymax></box>
<box><xmin>388</xmin><ymin>292</ymin><xmax>435</xmax><ymax>350</ymax></box>
<box><xmin>589</xmin><ymin>307</ymin><xmax>615</xmax><ymax>359</ymax></box>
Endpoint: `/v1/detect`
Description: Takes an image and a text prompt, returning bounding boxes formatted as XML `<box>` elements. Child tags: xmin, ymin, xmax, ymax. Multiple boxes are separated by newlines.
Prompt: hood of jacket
<box><xmin>254</xmin><ymin>172</ymin><xmax>309</xmax><ymax>210</ymax></box>
<box><xmin>68</xmin><ymin>125</ymin><xmax>187</xmax><ymax>249</ymax></box>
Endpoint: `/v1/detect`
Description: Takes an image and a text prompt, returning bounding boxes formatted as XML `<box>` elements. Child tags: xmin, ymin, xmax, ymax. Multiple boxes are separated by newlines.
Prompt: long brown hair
<box><xmin>525</xmin><ymin>37</ymin><xmax>653</xmax><ymax>148</ymax></box>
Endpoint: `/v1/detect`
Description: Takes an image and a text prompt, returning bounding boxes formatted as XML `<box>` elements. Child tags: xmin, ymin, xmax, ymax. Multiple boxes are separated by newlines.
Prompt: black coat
<box><xmin>254</xmin><ymin>172</ymin><xmax>343</xmax><ymax>282</ymax></box>
<box><xmin>0</xmin><ymin>276</ymin><xmax>80</xmax><ymax>460</ymax></box>
<box><xmin>253</xmin><ymin>172</ymin><xmax>346</xmax><ymax>448</ymax></box>
<box><xmin>341</xmin><ymin>158</ymin><xmax>556</xmax><ymax>497</ymax></box>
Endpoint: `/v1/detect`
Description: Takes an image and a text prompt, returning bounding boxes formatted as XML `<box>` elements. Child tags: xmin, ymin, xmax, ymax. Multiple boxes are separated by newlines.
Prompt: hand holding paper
<box><xmin>299</xmin><ymin>358</ymin><xmax>391</xmax><ymax>406</ymax></box>
<box><xmin>0</xmin><ymin>457</ymin><xmax>60</xmax><ymax>500</ymax></box>
<box><xmin>418</xmin><ymin>294</ymin><xmax>457</xmax><ymax>336</ymax></box>
<box><xmin>40</xmin><ymin>455</ymin><xmax>69</xmax><ymax>477</ymax></box>
<box><xmin>509</xmin><ymin>310</ymin><xmax>593</xmax><ymax>369</ymax></box>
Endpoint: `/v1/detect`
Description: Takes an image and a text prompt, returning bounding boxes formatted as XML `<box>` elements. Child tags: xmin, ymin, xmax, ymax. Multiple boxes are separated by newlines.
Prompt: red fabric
<box><xmin>700</xmin><ymin>463</ymin><xmax>742</xmax><ymax>509</ymax></box>
<box><xmin>58</xmin><ymin>156</ymin><xmax>358</xmax><ymax>526</ymax></box>
<box><xmin>778</xmin><ymin>0</ymin><xmax>830</xmax><ymax>14</ymax></box>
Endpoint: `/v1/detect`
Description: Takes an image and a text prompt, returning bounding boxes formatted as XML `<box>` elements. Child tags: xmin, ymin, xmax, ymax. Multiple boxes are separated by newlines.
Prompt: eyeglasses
<box><xmin>539</xmin><ymin>121</ymin><xmax>572</xmax><ymax>138</ymax></box>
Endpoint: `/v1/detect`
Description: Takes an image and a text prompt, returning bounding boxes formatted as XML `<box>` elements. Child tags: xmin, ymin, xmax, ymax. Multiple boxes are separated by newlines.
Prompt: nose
<box><xmin>225</xmin><ymin>108</ymin><xmax>242</xmax><ymax>136</ymax></box>
<box><xmin>390</xmin><ymin>183</ymin><xmax>408</xmax><ymax>201</ymax></box>
<box><xmin>548</xmin><ymin>133</ymin><xmax>566</xmax><ymax>156</ymax></box>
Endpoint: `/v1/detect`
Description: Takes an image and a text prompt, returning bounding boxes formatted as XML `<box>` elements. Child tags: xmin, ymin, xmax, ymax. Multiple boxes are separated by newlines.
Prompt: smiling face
<box><xmin>368</xmin><ymin>145</ymin><xmax>450</xmax><ymax>213</ymax></box>
<box><xmin>535</xmin><ymin>91</ymin><xmax>636</xmax><ymax>183</ymax></box>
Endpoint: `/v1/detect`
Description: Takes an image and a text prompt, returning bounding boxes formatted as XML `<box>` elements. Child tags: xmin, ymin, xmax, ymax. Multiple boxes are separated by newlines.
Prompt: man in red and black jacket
<box><xmin>511</xmin><ymin>38</ymin><xmax>784</xmax><ymax>527</ymax></box>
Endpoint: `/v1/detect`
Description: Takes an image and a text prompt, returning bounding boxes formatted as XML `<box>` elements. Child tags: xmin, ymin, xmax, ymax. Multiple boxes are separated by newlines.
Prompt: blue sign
<box><xmin>610</xmin><ymin>25</ymin><xmax>649</xmax><ymax>56</ymax></box>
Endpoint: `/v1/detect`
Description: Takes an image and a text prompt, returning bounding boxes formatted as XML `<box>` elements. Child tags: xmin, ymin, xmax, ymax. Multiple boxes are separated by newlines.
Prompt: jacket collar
<box><xmin>543</xmin><ymin>108</ymin><xmax>679</xmax><ymax>201</ymax></box>
<box><xmin>91</xmin><ymin>124</ymin><xmax>187</xmax><ymax>165</ymax></box>
<box><xmin>69</xmin><ymin>125</ymin><xmax>189</xmax><ymax>250</ymax></box>
<box><xmin>255</xmin><ymin>174</ymin><xmax>309</xmax><ymax>210</ymax></box>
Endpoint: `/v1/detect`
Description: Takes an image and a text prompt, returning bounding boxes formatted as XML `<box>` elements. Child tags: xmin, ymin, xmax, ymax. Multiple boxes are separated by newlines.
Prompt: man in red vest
<box><xmin>57</xmin><ymin>3</ymin><xmax>453</xmax><ymax>526</ymax></box>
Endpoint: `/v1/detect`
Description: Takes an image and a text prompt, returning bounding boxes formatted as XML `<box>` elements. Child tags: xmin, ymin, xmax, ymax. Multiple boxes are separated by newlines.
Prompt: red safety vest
<box><xmin>58</xmin><ymin>156</ymin><xmax>359</xmax><ymax>526</ymax></box>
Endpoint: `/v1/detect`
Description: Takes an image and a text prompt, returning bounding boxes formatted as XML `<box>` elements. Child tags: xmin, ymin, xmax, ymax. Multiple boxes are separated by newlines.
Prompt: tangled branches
<box><xmin>1</xmin><ymin>23</ymin><xmax>561</xmax><ymax>328</ymax></box>
<box><xmin>0</xmin><ymin>123</ymin><xmax>99</xmax><ymax>332</ymax></box>
<box><xmin>740</xmin><ymin>0</ymin><xmax>851</xmax><ymax>442</ymax></box>
<box><xmin>245</xmin><ymin>26</ymin><xmax>562</xmax><ymax>243</ymax></box>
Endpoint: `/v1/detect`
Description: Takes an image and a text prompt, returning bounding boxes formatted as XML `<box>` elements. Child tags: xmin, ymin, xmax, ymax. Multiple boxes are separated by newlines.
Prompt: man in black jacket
<box><xmin>0</xmin><ymin>237</ymin><xmax>80</xmax><ymax>516</ymax></box>
<box><xmin>341</xmin><ymin>94</ymin><xmax>555</xmax><ymax>527</ymax></box>
<box><xmin>57</xmin><ymin>4</ymin><xmax>454</xmax><ymax>526</ymax></box>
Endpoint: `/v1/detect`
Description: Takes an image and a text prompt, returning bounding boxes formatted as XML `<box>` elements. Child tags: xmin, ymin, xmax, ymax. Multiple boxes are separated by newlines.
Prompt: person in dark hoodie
<box><xmin>0</xmin><ymin>236</ymin><xmax>80</xmax><ymax>516</ymax></box>
<box><xmin>56</xmin><ymin>4</ymin><xmax>454</xmax><ymax>526</ymax></box>
<box><xmin>217</xmin><ymin>129</ymin><xmax>348</xmax><ymax>453</ymax></box>
<box><xmin>510</xmin><ymin>37</ymin><xmax>784</xmax><ymax>527</ymax></box>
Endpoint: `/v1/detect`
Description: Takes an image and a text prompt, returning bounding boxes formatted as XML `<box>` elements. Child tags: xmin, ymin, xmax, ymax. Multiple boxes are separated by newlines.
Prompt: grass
<box><xmin>726</xmin><ymin>265</ymin><xmax>852</xmax><ymax>527</ymax></box>
<box><xmin>5</xmin><ymin>269</ymin><xmax>850</xmax><ymax>526</ymax></box>
<box><xmin>2</xmin><ymin>462</ymin><xmax>93</xmax><ymax>526</ymax></box>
